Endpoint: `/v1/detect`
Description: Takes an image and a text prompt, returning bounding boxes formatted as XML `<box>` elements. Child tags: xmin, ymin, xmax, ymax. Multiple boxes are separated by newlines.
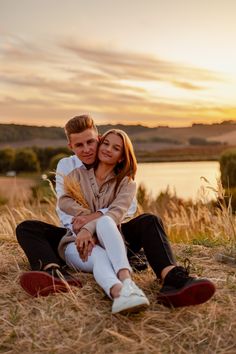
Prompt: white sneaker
<box><xmin>112</xmin><ymin>279</ymin><xmax>150</xmax><ymax>314</ymax></box>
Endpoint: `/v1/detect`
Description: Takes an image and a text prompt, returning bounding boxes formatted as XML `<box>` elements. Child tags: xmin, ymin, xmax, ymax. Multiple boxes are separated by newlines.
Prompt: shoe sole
<box><xmin>20</xmin><ymin>271</ymin><xmax>81</xmax><ymax>297</ymax></box>
<box><xmin>117</xmin><ymin>302</ymin><xmax>149</xmax><ymax>315</ymax></box>
<box><xmin>112</xmin><ymin>298</ymin><xmax>150</xmax><ymax>315</ymax></box>
<box><xmin>157</xmin><ymin>280</ymin><xmax>216</xmax><ymax>308</ymax></box>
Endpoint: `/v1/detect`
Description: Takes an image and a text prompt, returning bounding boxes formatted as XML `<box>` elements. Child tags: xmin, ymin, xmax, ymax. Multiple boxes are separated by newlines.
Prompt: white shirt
<box><xmin>55</xmin><ymin>155</ymin><xmax>137</xmax><ymax>229</ymax></box>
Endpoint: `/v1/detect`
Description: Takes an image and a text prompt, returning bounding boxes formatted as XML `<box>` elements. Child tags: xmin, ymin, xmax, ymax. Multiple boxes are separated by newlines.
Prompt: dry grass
<box><xmin>0</xmin><ymin>177</ymin><xmax>37</xmax><ymax>205</ymax></box>
<box><xmin>63</xmin><ymin>173</ymin><xmax>89</xmax><ymax>209</ymax></box>
<box><xmin>140</xmin><ymin>179</ymin><xmax>236</xmax><ymax>254</ymax></box>
<box><xmin>1</xmin><ymin>192</ymin><xmax>236</xmax><ymax>353</ymax></box>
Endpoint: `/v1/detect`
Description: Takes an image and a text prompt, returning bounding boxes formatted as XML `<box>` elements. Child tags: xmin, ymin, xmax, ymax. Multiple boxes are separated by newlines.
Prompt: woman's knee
<box><xmin>65</xmin><ymin>243</ymin><xmax>94</xmax><ymax>271</ymax></box>
<box><xmin>96</xmin><ymin>215</ymin><xmax>121</xmax><ymax>246</ymax></box>
<box><xmin>64</xmin><ymin>242</ymin><xmax>77</xmax><ymax>262</ymax></box>
<box><xmin>96</xmin><ymin>215</ymin><xmax>116</xmax><ymax>232</ymax></box>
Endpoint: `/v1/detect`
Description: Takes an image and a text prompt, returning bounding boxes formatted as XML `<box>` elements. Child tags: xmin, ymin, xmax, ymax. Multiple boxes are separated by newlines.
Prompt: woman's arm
<box><xmin>82</xmin><ymin>177</ymin><xmax>136</xmax><ymax>235</ymax></box>
<box><xmin>58</xmin><ymin>168</ymin><xmax>91</xmax><ymax>216</ymax></box>
<box><xmin>105</xmin><ymin>177</ymin><xmax>136</xmax><ymax>224</ymax></box>
<box><xmin>59</xmin><ymin>193</ymin><xmax>91</xmax><ymax>216</ymax></box>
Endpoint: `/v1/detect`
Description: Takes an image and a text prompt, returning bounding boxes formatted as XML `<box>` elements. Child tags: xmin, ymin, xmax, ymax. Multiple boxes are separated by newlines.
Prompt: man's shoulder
<box><xmin>57</xmin><ymin>155</ymin><xmax>79</xmax><ymax>164</ymax></box>
<box><xmin>56</xmin><ymin>155</ymin><xmax>83</xmax><ymax>174</ymax></box>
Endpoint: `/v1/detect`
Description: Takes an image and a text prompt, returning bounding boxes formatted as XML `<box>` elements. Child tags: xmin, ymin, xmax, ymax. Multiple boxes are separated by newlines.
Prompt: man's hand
<box><xmin>72</xmin><ymin>212</ymin><xmax>102</xmax><ymax>233</ymax></box>
<box><xmin>75</xmin><ymin>229</ymin><xmax>95</xmax><ymax>262</ymax></box>
<box><xmin>72</xmin><ymin>215</ymin><xmax>91</xmax><ymax>234</ymax></box>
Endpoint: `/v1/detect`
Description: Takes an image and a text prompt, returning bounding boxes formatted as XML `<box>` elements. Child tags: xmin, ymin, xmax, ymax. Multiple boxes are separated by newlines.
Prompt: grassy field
<box><xmin>0</xmin><ymin>176</ymin><xmax>39</xmax><ymax>205</ymax></box>
<box><xmin>1</xmin><ymin>182</ymin><xmax>236</xmax><ymax>353</ymax></box>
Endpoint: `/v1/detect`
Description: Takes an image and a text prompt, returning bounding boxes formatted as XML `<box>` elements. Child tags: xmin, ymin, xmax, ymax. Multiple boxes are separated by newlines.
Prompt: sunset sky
<box><xmin>1</xmin><ymin>0</ymin><xmax>236</xmax><ymax>127</ymax></box>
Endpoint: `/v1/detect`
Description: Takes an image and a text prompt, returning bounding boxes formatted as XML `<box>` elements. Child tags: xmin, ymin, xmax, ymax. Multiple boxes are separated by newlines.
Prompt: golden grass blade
<box><xmin>62</xmin><ymin>172</ymin><xmax>89</xmax><ymax>209</ymax></box>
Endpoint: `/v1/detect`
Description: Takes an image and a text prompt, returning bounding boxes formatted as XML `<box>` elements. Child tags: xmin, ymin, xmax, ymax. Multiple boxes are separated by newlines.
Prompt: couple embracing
<box><xmin>16</xmin><ymin>115</ymin><xmax>215</xmax><ymax>314</ymax></box>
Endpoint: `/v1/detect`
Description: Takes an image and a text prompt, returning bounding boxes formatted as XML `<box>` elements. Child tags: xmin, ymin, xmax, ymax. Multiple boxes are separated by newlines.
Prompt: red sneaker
<box><xmin>157</xmin><ymin>266</ymin><xmax>216</xmax><ymax>308</ymax></box>
<box><xmin>20</xmin><ymin>269</ymin><xmax>82</xmax><ymax>297</ymax></box>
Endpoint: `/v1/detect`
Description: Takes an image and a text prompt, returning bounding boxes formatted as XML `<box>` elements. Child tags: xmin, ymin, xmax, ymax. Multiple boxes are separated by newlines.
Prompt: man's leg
<box><xmin>16</xmin><ymin>220</ymin><xmax>82</xmax><ymax>296</ymax></box>
<box><xmin>16</xmin><ymin>220</ymin><xmax>66</xmax><ymax>270</ymax></box>
<box><xmin>121</xmin><ymin>213</ymin><xmax>176</xmax><ymax>278</ymax></box>
<box><xmin>121</xmin><ymin>213</ymin><xmax>216</xmax><ymax>308</ymax></box>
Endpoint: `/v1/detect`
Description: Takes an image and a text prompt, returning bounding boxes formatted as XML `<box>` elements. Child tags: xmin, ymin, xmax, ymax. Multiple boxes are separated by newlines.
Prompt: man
<box><xmin>16</xmin><ymin>115</ymin><xmax>216</xmax><ymax>307</ymax></box>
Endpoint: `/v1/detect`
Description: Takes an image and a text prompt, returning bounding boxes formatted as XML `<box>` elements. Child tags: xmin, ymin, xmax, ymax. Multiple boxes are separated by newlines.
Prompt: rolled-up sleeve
<box><xmin>105</xmin><ymin>178</ymin><xmax>136</xmax><ymax>224</ymax></box>
<box><xmin>59</xmin><ymin>193</ymin><xmax>91</xmax><ymax>216</ymax></box>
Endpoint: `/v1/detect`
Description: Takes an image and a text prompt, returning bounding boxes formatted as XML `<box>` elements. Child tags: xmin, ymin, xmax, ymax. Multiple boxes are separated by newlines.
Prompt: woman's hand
<box><xmin>75</xmin><ymin>229</ymin><xmax>95</xmax><ymax>262</ymax></box>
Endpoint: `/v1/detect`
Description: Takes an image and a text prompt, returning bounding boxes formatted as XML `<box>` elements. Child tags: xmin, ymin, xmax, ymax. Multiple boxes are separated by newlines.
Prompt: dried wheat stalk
<box><xmin>63</xmin><ymin>173</ymin><xmax>90</xmax><ymax>209</ymax></box>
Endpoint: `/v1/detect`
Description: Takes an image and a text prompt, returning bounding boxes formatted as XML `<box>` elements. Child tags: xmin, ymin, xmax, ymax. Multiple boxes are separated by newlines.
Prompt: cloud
<box><xmin>171</xmin><ymin>81</ymin><xmax>204</xmax><ymax>90</ymax></box>
<box><xmin>0</xmin><ymin>32</ymin><xmax>62</xmax><ymax>66</ymax></box>
<box><xmin>60</xmin><ymin>40</ymin><xmax>223</xmax><ymax>85</ymax></box>
<box><xmin>0</xmin><ymin>34</ymin><xmax>233</xmax><ymax>127</ymax></box>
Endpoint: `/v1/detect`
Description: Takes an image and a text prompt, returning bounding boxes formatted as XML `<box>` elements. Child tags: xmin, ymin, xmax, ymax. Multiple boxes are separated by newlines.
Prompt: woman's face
<box><xmin>98</xmin><ymin>133</ymin><xmax>124</xmax><ymax>166</ymax></box>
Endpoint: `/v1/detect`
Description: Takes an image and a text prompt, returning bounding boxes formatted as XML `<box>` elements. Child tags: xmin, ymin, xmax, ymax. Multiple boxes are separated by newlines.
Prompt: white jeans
<box><xmin>65</xmin><ymin>215</ymin><xmax>132</xmax><ymax>297</ymax></box>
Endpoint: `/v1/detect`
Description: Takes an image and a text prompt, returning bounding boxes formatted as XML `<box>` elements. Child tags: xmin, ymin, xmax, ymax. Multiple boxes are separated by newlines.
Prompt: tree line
<box><xmin>0</xmin><ymin>124</ymin><xmax>66</xmax><ymax>143</ymax></box>
<box><xmin>0</xmin><ymin>123</ymin><xmax>152</xmax><ymax>143</ymax></box>
<box><xmin>0</xmin><ymin>147</ymin><xmax>71</xmax><ymax>173</ymax></box>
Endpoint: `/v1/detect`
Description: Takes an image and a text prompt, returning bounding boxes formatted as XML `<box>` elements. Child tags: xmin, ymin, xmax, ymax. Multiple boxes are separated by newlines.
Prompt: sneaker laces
<box><xmin>121</xmin><ymin>279</ymin><xmax>145</xmax><ymax>297</ymax></box>
<box><xmin>164</xmin><ymin>258</ymin><xmax>193</xmax><ymax>289</ymax></box>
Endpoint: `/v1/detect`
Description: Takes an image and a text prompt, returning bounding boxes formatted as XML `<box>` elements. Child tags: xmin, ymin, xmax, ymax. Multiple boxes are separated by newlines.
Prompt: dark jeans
<box><xmin>122</xmin><ymin>214</ymin><xmax>176</xmax><ymax>278</ymax></box>
<box><xmin>16</xmin><ymin>213</ymin><xmax>176</xmax><ymax>279</ymax></box>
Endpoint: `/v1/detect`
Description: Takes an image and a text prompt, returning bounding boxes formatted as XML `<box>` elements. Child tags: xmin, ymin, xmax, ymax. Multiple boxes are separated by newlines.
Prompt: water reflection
<box><xmin>136</xmin><ymin>161</ymin><xmax>220</xmax><ymax>200</ymax></box>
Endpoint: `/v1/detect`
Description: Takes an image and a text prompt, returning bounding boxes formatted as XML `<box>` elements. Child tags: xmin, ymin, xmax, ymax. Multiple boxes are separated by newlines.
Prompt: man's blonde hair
<box><xmin>64</xmin><ymin>115</ymin><xmax>98</xmax><ymax>141</ymax></box>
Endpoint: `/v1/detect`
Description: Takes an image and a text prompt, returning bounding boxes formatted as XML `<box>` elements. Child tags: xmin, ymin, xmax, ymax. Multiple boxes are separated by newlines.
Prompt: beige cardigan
<box><xmin>57</xmin><ymin>167</ymin><xmax>136</xmax><ymax>259</ymax></box>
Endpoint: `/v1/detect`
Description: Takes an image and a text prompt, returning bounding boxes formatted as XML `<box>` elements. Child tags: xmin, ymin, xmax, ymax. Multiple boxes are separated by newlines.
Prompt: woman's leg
<box><xmin>65</xmin><ymin>242</ymin><xmax>122</xmax><ymax>298</ymax></box>
<box><xmin>95</xmin><ymin>216</ymin><xmax>150</xmax><ymax>313</ymax></box>
<box><xmin>66</xmin><ymin>237</ymin><xmax>149</xmax><ymax>314</ymax></box>
<box><xmin>95</xmin><ymin>215</ymin><xmax>132</xmax><ymax>275</ymax></box>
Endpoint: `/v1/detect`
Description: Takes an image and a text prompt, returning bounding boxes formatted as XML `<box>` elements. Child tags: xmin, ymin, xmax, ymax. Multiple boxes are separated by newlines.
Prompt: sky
<box><xmin>0</xmin><ymin>0</ymin><xmax>236</xmax><ymax>127</ymax></box>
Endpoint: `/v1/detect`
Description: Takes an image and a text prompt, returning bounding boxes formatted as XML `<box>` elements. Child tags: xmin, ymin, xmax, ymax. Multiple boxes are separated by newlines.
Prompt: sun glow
<box><xmin>1</xmin><ymin>0</ymin><xmax>236</xmax><ymax>127</ymax></box>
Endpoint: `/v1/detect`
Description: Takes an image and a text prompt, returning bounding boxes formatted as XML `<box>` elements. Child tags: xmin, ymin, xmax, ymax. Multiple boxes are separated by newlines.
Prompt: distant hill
<box><xmin>0</xmin><ymin>121</ymin><xmax>236</xmax><ymax>149</ymax></box>
<box><xmin>0</xmin><ymin>124</ymin><xmax>65</xmax><ymax>143</ymax></box>
<box><xmin>0</xmin><ymin>123</ymin><xmax>153</xmax><ymax>146</ymax></box>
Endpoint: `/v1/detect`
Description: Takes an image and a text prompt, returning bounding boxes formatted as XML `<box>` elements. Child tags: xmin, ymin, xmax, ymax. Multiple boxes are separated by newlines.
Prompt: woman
<box><xmin>58</xmin><ymin>129</ymin><xmax>150</xmax><ymax>314</ymax></box>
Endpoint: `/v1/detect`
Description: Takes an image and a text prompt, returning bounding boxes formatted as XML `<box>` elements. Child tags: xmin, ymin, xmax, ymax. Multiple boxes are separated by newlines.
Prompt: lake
<box><xmin>136</xmin><ymin>161</ymin><xmax>220</xmax><ymax>201</ymax></box>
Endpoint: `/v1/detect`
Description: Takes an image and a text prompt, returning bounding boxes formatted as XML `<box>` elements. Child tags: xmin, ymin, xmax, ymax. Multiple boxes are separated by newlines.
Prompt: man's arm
<box><xmin>55</xmin><ymin>156</ymin><xmax>83</xmax><ymax>228</ymax></box>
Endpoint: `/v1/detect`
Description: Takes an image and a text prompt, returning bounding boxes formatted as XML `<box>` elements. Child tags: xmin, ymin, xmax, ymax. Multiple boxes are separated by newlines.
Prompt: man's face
<box><xmin>68</xmin><ymin>128</ymin><xmax>99</xmax><ymax>165</ymax></box>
